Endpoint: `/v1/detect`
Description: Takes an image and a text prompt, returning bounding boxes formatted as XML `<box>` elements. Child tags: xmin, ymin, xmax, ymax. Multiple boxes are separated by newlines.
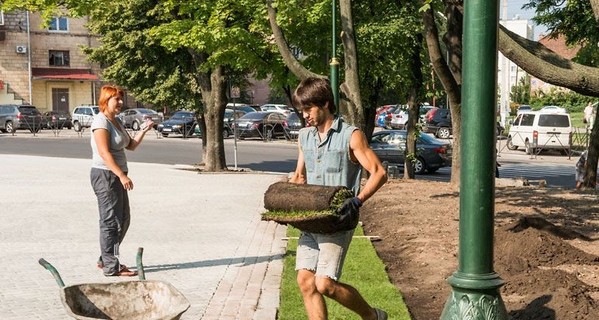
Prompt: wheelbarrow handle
<box><xmin>136</xmin><ymin>247</ymin><xmax>146</xmax><ymax>280</ymax></box>
<box><xmin>38</xmin><ymin>258</ymin><xmax>65</xmax><ymax>288</ymax></box>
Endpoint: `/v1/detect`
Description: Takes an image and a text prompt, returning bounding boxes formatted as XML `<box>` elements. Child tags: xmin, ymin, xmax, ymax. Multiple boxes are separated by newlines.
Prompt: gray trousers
<box><xmin>90</xmin><ymin>168</ymin><xmax>130</xmax><ymax>275</ymax></box>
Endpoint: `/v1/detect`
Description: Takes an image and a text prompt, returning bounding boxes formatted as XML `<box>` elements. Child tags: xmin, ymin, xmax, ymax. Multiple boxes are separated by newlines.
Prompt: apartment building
<box><xmin>497</xmin><ymin>18</ymin><xmax>534</xmax><ymax>125</ymax></box>
<box><xmin>0</xmin><ymin>10</ymin><xmax>103</xmax><ymax>113</ymax></box>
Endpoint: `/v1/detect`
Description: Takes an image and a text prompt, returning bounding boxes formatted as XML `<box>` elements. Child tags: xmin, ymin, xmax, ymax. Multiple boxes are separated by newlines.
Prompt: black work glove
<box><xmin>336</xmin><ymin>197</ymin><xmax>362</xmax><ymax>231</ymax></box>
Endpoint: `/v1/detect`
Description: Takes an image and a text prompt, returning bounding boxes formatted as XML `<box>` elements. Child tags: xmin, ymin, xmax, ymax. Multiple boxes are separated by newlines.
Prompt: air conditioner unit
<box><xmin>16</xmin><ymin>45</ymin><xmax>27</xmax><ymax>54</ymax></box>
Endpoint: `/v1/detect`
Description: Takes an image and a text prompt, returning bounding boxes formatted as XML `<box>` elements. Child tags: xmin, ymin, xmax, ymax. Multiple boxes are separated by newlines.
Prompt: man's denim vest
<box><xmin>298</xmin><ymin>116</ymin><xmax>362</xmax><ymax>195</ymax></box>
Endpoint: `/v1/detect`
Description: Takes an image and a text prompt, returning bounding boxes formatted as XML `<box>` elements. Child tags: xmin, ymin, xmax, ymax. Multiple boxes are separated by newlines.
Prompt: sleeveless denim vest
<box><xmin>298</xmin><ymin>116</ymin><xmax>362</xmax><ymax>195</ymax></box>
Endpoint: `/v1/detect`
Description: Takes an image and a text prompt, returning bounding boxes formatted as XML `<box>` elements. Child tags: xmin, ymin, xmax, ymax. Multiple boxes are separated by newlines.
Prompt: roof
<box><xmin>32</xmin><ymin>68</ymin><xmax>99</xmax><ymax>81</ymax></box>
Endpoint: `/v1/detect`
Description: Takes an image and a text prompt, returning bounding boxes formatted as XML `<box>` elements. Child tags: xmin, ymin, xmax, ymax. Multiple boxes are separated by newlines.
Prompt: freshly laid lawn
<box><xmin>278</xmin><ymin>226</ymin><xmax>411</xmax><ymax>320</ymax></box>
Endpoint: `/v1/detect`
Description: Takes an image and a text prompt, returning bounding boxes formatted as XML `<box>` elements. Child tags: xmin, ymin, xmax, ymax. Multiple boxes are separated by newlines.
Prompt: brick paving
<box><xmin>0</xmin><ymin>154</ymin><xmax>286</xmax><ymax>319</ymax></box>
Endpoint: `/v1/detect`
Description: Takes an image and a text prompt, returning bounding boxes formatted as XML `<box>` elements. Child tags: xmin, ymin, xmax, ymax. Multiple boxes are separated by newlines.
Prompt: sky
<box><xmin>502</xmin><ymin>0</ymin><xmax>548</xmax><ymax>40</ymax></box>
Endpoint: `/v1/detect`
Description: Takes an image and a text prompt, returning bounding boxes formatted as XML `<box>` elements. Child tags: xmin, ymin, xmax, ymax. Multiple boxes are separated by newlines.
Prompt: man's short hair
<box><xmin>292</xmin><ymin>77</ymin><xmax>336</xmax><ymax>113</ymax></box>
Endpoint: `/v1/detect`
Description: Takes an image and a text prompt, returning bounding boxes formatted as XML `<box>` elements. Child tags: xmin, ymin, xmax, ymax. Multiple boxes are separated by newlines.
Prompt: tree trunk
<box><xmin>405</xmin><ymin>34</ymin><xmax>424</xmax><ymax>180</ymax></box>
<box><xmin>266</xmin><ymin>1</ymin><xmax>324</xmax><ymax>81</ymax></box>
<box><xmin>405</xmin><ymin>97</ymin><xmax>418</xmax><ymax>179</ymax></box>
<box><xmin>422</xmin><ymin>4</ymin><xmax>462</xmax><ymax>186</ymax></box>
<box><xmin>591</xmin><ymin>0</ymin><xmax>599</xmax><ymax>21</ymax></box>
<box><xmin>198</xmin><ymin>66</ymin><xmax>228</xmax><ymax>172</ymax></box>
<box><xmin>338</xmin><ymin>0</ymin><xmax>363</xmax><ymax>128</ymax></box>
<box><xmin>585</xmin><ymin>116</ymin><xmax>599</xmax><ymax>188</ymax></box>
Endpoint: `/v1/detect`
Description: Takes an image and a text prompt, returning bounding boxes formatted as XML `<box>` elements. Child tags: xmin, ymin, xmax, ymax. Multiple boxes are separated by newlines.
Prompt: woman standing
<box><xmin>90</xmin><ymin>85</ymin><xmax>154</xmax><ymax>276</ymax></box>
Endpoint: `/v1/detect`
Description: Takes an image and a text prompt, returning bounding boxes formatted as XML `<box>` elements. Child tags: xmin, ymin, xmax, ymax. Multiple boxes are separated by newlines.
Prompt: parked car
<box><xmin>42</xmin><ymin>110</ymin><xmax>72</xmax><ymax>129</ymax></box>
<box><xmin>540</xmin><ymin>105</ymin><xmax>567</xmax><ymax>113</ymax></box>
<box><xmin>285</xmin><ymin>112</ymin><xmax>303</xmax><ymax>139</ymax></box>
<box><xmin>389</xmin><ymin>105</ymin><xmax>435</xmax><ymax>128</ymax></box>
<box><xmin>375</xmin><ymin>104</ymin><xmax>396</xmax><ymax>120</ymax></box>
<box><xmin>423</xmin><ymin>107</ymin><xmax>452</xmax><ymax>139</ymax></box>
<box><xmin>260</xmin><ymin>104</ymin><xmax>293</xmax><ymax>116</ymax></box>
<box><xmin>419</xmin><ymin>105</ymin><xmax>435</xmax><ymax>122</ymax></box>
<box><xmin>119</xmin><ymin>108</ymin><xmax>163</xmax><ymax>131</ymax></box>
<box><xmin>376</xmin><ymin>105</ymin><xmax>398</xmax><ymax>128</ymax></box>
<box><xmin>369</xmin><ymin>130</ymin><xmax>452</xmax><ymax>174</ymax></box>
<box><xmin>227</xmin><ymin>103</ymin><xmax>259</xmax><ymax>114</ymax></box>
<box><xmin>516</xmin><ymin>105</ymin><xmax>532</xmax><ymax>115</ymax></box>
<box><xmin>0</xmin><ymin>104</ymin><xmax>44</xmax><ymax>133</ymax></box>
<box><xmin>195</xmin><ymin>108</ymin><xmax>247</xmax><ymax>138</ymax></box>
<box><xmin>72</xmin><ymin>105</ymin><xmax>100</xmax><ymax>132</ymax></box>
<box><xmin>233</xmin><ymin>111</ymin><xmax>288</xmax><ymax>140</ymax></box>
<box><xmin>156</xmin><ymin>110</ymin><xmax>197</xmax><ymax>138</ymax></box>
<box><xmin>507</xmin><ymin>111</ymin><xmax>572</xmax><ymax>154</ymax></box>
<box><xmin>389</xmin><ymin>106</ymin><xmax>409</xmax><ymax>129</ymax></box>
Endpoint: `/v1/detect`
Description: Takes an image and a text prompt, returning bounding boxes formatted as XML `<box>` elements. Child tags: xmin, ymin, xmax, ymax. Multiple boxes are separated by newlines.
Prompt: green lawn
<box><xmin>278</xmin><ymin>226</ymin><xmax>411</xmax><ymax>320</ymax></box>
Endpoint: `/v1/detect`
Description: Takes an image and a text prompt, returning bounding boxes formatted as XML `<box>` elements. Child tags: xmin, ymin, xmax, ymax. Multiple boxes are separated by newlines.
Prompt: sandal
<box><xmin>102</xmin><ymin>264</ymin><xmax>137</xmax><ymax>277</ymax></box>
<box><xmin>113</xmin><ymin>265</ymin><xmax>137</xmax><ymax>277</ymax></box>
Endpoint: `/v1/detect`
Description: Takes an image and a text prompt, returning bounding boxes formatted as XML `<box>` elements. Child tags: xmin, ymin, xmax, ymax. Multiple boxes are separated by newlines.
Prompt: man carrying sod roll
<box><xmin>289</xmin><ymin>77</ymin><xmax>388</xmax><ymax>320</ymax></box>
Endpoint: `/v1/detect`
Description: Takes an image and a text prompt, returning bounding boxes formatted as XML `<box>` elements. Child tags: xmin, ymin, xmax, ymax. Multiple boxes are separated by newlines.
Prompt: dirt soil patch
<box><xmin>361</xmin><ymin>179</ymin><xmax>599</xmax><ymax>320</ymax></box>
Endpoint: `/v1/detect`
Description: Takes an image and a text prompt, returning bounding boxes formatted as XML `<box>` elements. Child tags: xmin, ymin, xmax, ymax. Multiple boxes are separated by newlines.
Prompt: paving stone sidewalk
<box><xmin>0</xmin><ymin>154</ymin><xmax>287</xmax><ymax>319</ymax></box>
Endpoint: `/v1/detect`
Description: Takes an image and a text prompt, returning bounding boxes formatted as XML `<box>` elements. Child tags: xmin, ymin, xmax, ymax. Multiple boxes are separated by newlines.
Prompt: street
<box><xmin>0</xmin><ymin>129</ymin><xmax>579</xmax><ymax>188</ymax></box>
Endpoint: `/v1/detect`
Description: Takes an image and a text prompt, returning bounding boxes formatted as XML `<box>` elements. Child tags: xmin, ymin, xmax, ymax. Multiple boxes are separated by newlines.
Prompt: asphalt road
<box><xmin>0</xmin><ymin>129</ymin><xmax>299</xmax><ymax>173</ymax></box>
<box><xmin>0</xmin><ymin>129</ymin><xmax>579</xmax><ymax>188</ymax></box>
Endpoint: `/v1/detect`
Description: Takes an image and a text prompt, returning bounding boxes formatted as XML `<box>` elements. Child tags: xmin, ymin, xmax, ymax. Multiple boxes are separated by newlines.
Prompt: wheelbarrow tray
<box><xmin>58</xmin><ymin>280</ymin><xmax>189</xmax><ymax>320</ymax></box>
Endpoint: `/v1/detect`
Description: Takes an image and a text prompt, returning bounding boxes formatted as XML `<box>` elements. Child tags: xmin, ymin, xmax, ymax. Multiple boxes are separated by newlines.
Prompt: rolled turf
<box><xmin>262</xmin><ymin>182</ymin><xmax>354</xmax><ymax>234</ymax></box>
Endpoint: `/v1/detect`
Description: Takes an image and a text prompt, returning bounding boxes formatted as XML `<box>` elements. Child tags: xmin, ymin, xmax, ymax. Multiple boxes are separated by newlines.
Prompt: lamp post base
<box><xmin>440</xmin><ymin>272</ymin><xmax>508</xmax><ymax>320</ymax></box>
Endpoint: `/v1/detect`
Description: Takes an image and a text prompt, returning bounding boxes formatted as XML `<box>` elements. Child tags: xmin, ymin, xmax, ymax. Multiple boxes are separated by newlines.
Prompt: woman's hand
<box><xmin>141</xmin><ymin>119</ymin><xmax>155</xmax><ymax>132</ymax></box>
<box><xmin>119</xmin><ymin>175</ymin><xmax>134</xmax><ymax>190</ymax></box>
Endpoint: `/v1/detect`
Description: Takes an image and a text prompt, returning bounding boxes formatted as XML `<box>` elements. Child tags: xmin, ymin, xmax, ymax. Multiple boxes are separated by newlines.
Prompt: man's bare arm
<box><xmin>350</xmin><ymin>130</ymin><xmax>387</xmax><ymax>203</ymax></box>
<box><xmin>289</xmin><ymin>144</ymin><xmax>307</xmax><ymax>184</ymax></box>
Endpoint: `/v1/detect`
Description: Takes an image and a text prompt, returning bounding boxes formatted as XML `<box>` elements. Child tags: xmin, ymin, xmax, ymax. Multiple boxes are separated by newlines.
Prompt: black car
<box><xmin>233</xmin><ymin>111</ymin><xmax>288</xmax><ymax>140</ymax></box>
<box><xmin>285</xmin><ymin>113</ymin><xmax>303</xmax><ymax>139</ymax></box>
<box><xmin>195</xmin><ymin>108</ymin><xmax>247</xmax><ymax>138</ymax></box>
<box><xmin>156</xmin><ymin>110</ymin><xmax>197</xmax><ymax>138</ymax></box>
<box><xmin>423</xmin><ymin>107</ymin><xmax>452</xmax><ymax>139</ymax></box>
<box><xmin>42</xmin><ymin>110</ymin><xmax>72</xmax><ymax>129</ymax></box>
<box><xmin>369</xmin><ymin>130</ymin><xmax>452</xmax><ymax>174</ymax></box>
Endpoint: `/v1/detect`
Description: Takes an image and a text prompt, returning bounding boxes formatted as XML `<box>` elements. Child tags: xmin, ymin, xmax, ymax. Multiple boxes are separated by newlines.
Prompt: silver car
<box><xmin>119</xmin><ymin>108</ymin><xmax>163</xmax><ymax>131</ymax></box>
<box><xmin>0</xmin><ymin>104</ymin><xmax>44</xmax><ymax>133</ymax></box>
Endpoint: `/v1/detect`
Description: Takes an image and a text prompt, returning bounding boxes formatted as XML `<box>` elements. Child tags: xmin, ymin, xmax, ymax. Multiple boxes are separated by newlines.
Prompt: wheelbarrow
<box><xmin>39</xmin><ymin>247</ymin><xmax>190</xmax><ymax>320</ymax></box>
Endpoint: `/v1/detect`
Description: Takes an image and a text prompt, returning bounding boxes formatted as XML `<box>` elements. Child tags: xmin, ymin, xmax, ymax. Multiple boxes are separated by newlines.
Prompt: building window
<box><xmin>0</xmin><ymin>11</ymin><xmax>4</xmax><ymax>26</ymax></box>
<box><xmin>49</xmin><ymin>50</ymin><xmax>70</xmax><ymax>66</ymax></box>
<box><xmin>49</xmin><ymin>17</ymin><xmax>68</xmax><ymax>32</ymax></box>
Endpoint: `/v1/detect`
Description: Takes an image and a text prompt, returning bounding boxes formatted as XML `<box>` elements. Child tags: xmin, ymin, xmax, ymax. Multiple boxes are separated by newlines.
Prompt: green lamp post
<box><xmin>439</xmin><ymin>0</ymin><xmax>508</xmax><ymax>319</ymax></box>
<box><xmin>330</xmin><ymin>0</ymin><xmax>339</xmax><ymax>109</ymax></box>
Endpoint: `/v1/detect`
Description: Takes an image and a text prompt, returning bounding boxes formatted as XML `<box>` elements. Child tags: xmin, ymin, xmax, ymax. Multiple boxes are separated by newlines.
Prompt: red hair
<box><xmin>98</xmin><ymin>85</ymin><xmax>124</xmax><ymax>112</ymax></box>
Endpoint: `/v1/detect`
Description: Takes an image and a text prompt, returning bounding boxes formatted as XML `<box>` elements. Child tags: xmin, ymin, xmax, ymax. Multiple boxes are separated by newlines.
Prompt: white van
<box><xmin>507</xmin><ymin>111</ymin><xmax>572</xmax><ymax>154</ymax></box>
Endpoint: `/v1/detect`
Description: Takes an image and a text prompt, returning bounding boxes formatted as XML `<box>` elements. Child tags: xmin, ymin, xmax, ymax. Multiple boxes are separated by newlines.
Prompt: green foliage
<box><xmin>83</xmin><ymin>0</ymin><xmax>201</xmax><ymax>110</ymax></box>
<box><xmin>272</xmin><ymin>0</ymin><xmax>428</xmax><ymax>110</ymax></box>
<box><xmin>529</xmin><ymin>88</ymin><xmax>596</xmax><ymax>112</ymax></box>
<box><xmin>279</xmin><ymin>227</ymin><xmax>411</xmax><ymax>319</ymax></box>
<box><xmin>354</xmin><ymin>0</ymin><xmax>426</xmax><ymax>106</ymax></box>
<box><xmin>510</xmin><ymin>75</ymin><xmax>531</xmax><ymax>105</ymax></box>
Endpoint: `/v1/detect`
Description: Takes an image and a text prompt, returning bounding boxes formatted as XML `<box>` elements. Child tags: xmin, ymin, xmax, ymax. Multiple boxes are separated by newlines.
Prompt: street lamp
<box><xmin>440</xmin><ymin>0</ymin><xmax>508</xmax><ymax>318</ymax></box>
<box><xmin>330</xmin><ymin>0</ymin><xmax>339</xmax><ymax>109</ymax></box>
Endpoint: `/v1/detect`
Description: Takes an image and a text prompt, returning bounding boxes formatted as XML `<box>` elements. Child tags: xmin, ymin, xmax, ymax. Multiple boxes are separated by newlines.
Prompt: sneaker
<box><xmin>374</xmin><ymin>308</ymin><xmax>388</xmax><ymax>320</ymax></box>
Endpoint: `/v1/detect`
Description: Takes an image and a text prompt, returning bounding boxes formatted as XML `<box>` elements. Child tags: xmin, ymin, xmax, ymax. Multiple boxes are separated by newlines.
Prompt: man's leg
<box><xmin>297</xmin><ymin>269</ymin><xmax>327</xmax><ymax>320</ymax></box>
<box><xmin>315</xmin><ymin>276</ymin><xmax>378</xmax><ymax>320</ymax></box>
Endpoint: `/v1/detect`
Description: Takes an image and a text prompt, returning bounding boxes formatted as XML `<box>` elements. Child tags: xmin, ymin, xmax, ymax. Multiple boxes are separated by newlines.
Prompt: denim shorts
<box><xmin>295</xmin><ymin>229</ymin><xmax>354</xmax><ymax>281</ymax></box>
